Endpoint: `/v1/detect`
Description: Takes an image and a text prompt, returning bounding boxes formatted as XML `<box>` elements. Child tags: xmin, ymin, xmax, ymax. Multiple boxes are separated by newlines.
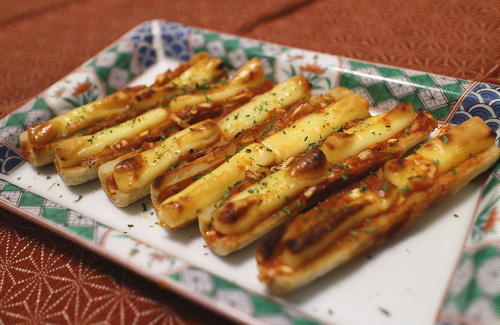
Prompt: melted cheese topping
<box><xmin>321</xmin><ymin>103</ymin><xmax>417</xmax><ymax>163</ymax></box>
<box><xmin>113</xmin><ymin>119</ymin><xmax>222</xmax><ymax>192</ymax></box>
<box><xmin>30</xmin><ymin>92</ymin><xmax>132</xmax><ymax>146</ymax></box>
<box><xmin>152</xmin><ymin>87</ymin><xmax>357</xmax><ymax>201</ymax></box>
<box><xmin>55</xmin><ymin>108</ymin><xmax>168</xmax><ymax>167</ymax></box>
<box><xmin>417</xmin><ymin>117</ymin><xmax>495</xmax><ymax>173</ymax></box>
<box><xmin>33</xmin><ymin>57</ymin><xmax>224</xmax><ymax>147</ymax></box>
<box><xmin>160</xmin><ymin>89</ymin><xmax>369</xmax><ymax>231</ymax></box>
<box><xmin>213</xmin><ymin>165</ymin><xmax>326</xmax><ymax>235</ymax></box>
<box><xmin>279</xmin><ymin>117</ymin><xmax>496</xmax><ymax>269</ymax></box>
<box><xmin>256</xmin><ymin>116</ymin><xmax>497</xmax><ymax>294</ymax></box>
<box><xmin>217</xmin><ymin>75</ymin><xmax>310</xmax><ymax>139</ymax></box>
<box><xmin>262</xmin><ymin>93</ymin><xmax>369</xmax><ymax>160</ymax></box>
<box><xmin>213</xmin><ymin>104</ymin><xmax>417</xmax><ymax>235</ymax></box>
<box><xmin>157</xmin><ymin>143</ymin><xmax>277</xmax><ymax>229</ymax></box>
<box><xmin>169</xmin><ymin>58</ymin><xmax>265</xmax><ymax>113</ymax></box>
<box><xmin>385</xmin><ymin>117</ymin><xmax>496</xmax><ymax>188</ymax></box>
<box><xmin>167</xmin><ymin>57</ymin><xmax>224</xmax><ymax>88</ymax></box>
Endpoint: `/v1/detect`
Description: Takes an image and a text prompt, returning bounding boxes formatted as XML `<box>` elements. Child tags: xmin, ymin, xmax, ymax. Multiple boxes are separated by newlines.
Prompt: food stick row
<box><xmin>21</xmin><ymin>53</ymin><xmax>499</xmax><ymax>294</ymax></box>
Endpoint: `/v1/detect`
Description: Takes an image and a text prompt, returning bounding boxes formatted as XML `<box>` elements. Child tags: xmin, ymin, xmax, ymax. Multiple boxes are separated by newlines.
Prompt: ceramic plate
<box><xmin>0</xmin><ymin>20</ymin><xmax>498</xmax><ymax>325</ymax></box>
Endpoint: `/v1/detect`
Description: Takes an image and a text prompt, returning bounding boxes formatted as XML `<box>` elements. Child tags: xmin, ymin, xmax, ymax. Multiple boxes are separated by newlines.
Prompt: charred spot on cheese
<box><xmin>288</xmin><ymin>149</ymin><xmax>328</xmax><ymax>177</ymax></box>
<box><xmin>152</xmin><ymin>172</ymin><xmax>167</xmax><ymax>189</ymax></box>
<box><xmin>383</xmin><ymin>158</ymin><xmax>406</xmax><ymax>173</ymax></box>
<box><xmin>322</xmin><ymin>133</ymin><xmax>354</xmax><ymax>151</ymax></box>
<box><xmin>216</xmin><ymin>201</ymin><xmax>254</xmax><ymax>224</ymax></box>
<box><xmin>259</xmin><ymin>225</ymin><xmax>286</xmax><ymax>261</ymax></box>
<box><xmin>215</xmin><ymin>61</ymin><xmax>225</xmax><ymax>72</ymax></box>
<box><xmin>161</xmin><ymin>195</ymin><xmax>190</xmax><ymax>215</ymax></box>
<box><xmin>285</xmin><ymin>204</ymin><xmax>364</xmax><ymax>254</ymax></box>
<box><xmin>134</xmin><ymin>88</ymin><xmax>157</xmax><ymax>102</ymax></box>
<box><xmin>82</xmin><ymin>156</ymin><xmax>97</xmax><ymax>168</ymax></box>
<box><xmin>114</xmin><ymin>156</ymin><xmax>144</xmax><ymax>177</ymax></box>
<box><xmin>196</xmin><ymin>119</ymin><xmax>218</xmax><ymax>133</ymax></box>
<box><xmin>242</xmin><ymin>69</ymin><xmax>258</xmax><ymax>83</ymax></box>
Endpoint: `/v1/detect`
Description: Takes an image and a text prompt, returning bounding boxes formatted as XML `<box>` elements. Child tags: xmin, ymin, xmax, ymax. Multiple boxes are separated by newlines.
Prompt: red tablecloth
<box><xmin>0</xmin><ymin>0</ymin><xmax>498</xmax><ymax>323</ymax></box>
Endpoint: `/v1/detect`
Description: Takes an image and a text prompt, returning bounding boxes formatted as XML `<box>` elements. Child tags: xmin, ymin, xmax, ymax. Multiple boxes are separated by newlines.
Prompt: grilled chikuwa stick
<box><xmin>149</xmin><ymin>87</ymin><xmax>357</xmax><ymax>207</ymax></box>
<box><xmin>257</xmin><ymin>117</ymin><xmax>499</xmax><ymax>294</ymax></box>
<box><xmin>54</xmin><ymin>58</ymin><xmax>270</xmax><ymax>186</ymax></box>
<box><xmin>98</xmin><ymin>74</ymin><xmax>311</xmax><ymax>206</ymax></box>
<box><xmin>200</xmin><ymin>104</ymin><xmax>438</xmax><ymax>255</ymax></box>
<box><xmin>156</xmin><ymin>88</ymin><xmax>371</xmax><ymax>230</ymax></box>
<box><xmin>20</xmin><ymin>52</ymin><xmax>224</xmax><ymax>166</ymax></box>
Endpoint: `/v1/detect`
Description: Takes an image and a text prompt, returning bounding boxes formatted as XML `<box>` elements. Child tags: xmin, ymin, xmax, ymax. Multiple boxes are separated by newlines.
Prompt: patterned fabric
<box><xmin>0</xmin><ymin>207</ymin><xmax>230</xmax><ymax>325</ymax></box>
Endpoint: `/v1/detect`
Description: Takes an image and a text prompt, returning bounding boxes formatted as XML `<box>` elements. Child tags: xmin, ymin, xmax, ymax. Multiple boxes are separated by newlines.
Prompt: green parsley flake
<box><xmin>335</xmin><ymin>161</ymin><xmax>350</xmax><ymax>169</ymax></box>
<box><xmin>400</xmin><ymin>186</ymin><xmax>411</xmax><ymax>193</ymax></box>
